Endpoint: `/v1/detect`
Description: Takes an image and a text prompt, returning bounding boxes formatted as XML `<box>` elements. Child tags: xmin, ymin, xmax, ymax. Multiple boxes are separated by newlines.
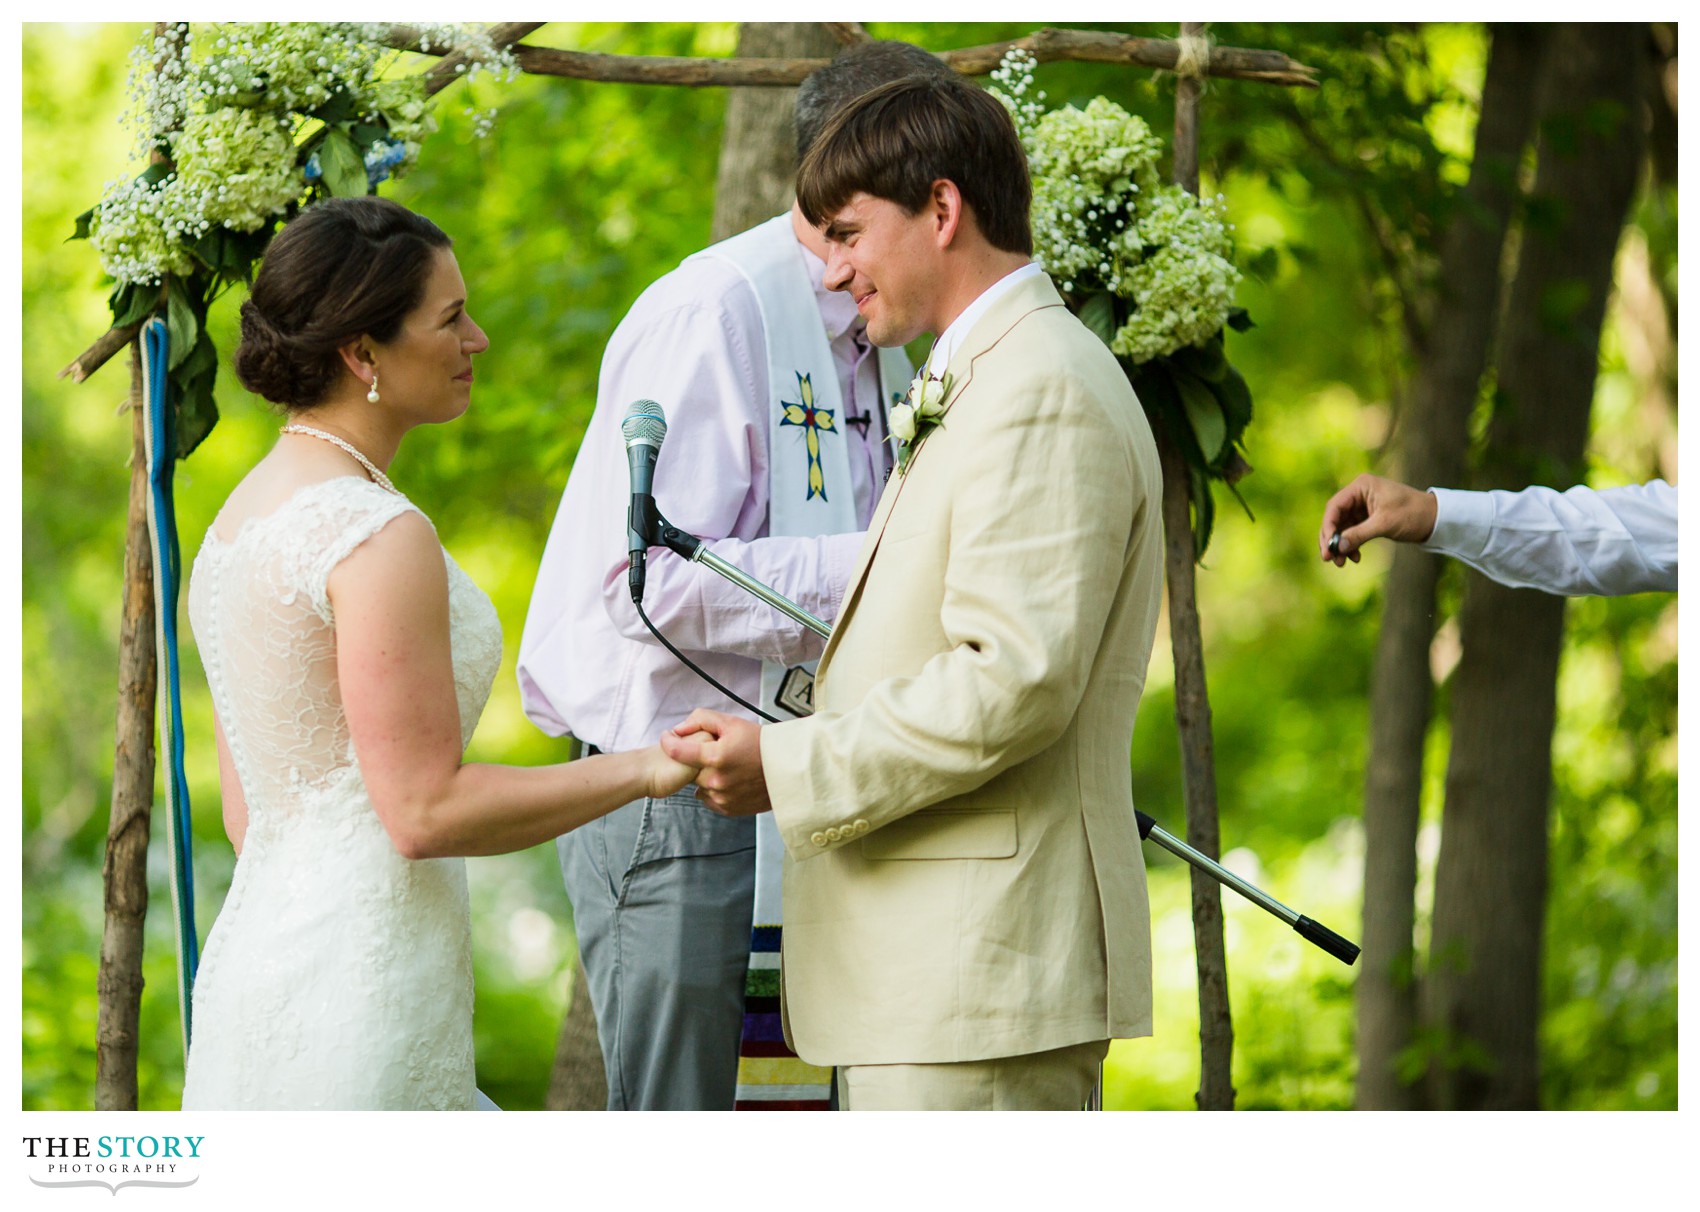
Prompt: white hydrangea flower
<box><xmin>172</xmin><ymin>107</ymin><xmax>301</xmax><ymax>232</ymax></box>
<box><xmin>989</xmin><ymin>49</ymin><xmax>1242</xmax><ymax>366</ymax></box>
<box><xmin>91</xmin><ymin>22</ymin><xmax>515</xmax><ymax>287</ymax></box>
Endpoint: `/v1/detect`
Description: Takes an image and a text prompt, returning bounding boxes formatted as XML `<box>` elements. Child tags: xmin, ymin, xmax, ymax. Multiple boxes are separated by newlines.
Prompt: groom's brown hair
<box><xmin>796</xmin><ymin>73</ymin><xmax>1032</xmax><ymax>256</ymax></box>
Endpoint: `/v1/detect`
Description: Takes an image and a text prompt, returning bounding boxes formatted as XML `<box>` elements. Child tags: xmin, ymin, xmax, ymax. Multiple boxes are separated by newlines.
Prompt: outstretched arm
<box><xmin>1321</xmin><ymin>474</ymin><xmax>1677</xmax><ymax>595</ymax></box>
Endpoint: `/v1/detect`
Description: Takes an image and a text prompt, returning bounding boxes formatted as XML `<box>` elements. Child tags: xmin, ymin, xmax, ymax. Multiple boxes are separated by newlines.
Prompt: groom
<box><xmin>664</xmin><ymin>74</ymin><xmax>1166</xmax><ymax>1110</ymax></box>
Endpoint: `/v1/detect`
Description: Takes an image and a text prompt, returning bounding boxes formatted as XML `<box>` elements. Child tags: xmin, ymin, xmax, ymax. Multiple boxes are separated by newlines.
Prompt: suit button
<box><xmin>810</xmin><ymin>831</ymin><xmax>828</xmax><ymax>847</ymax></box>
<box><xmin>852</xmin><ymin>819</ymin><xmax>871</xmax><ymax>835</ymax></box>
<box><xmin>825</xmin><ymin>826</ymin><xmax>843</xmax><ymax>843</ymax></box>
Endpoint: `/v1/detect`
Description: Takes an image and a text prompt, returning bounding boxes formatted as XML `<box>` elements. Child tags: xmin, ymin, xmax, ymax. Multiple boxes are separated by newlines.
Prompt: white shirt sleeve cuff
<box><xmin>1422</xmin><ymin>487</ymin><xmax>1495</xmax><ymax>560</ymax></box>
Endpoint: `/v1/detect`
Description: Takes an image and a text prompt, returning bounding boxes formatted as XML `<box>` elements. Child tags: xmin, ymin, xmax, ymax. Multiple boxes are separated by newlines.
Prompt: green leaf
<box><xmin>70</xmin><ymin>207</ymin><xmax>94</xmax><ymax>242</ymax></box>
<box><xmin>218</xmin><ymin>222</ymin><xmax>280</xmax><ymax>285</ymax></box>
<box><xmin>313</xmin><ymin>88</ymin><xmax>357</xmax><ymax>125</ymax></box>
<box><xmin>351</xmin><ymin>122</ymin><xmax>388</xmax><ymax>151</ymax></box>
<box><xmin>318</xmin><ymin>127</ymin><xmax>369</xmax><ymax>198</ymax></box>
<box><xmin>179</xmin><ymin>325</ymin><xmax>218</xmax><ymax>380</ymax></box>
<box><xmin>1210</xmin><ymin>357</ymin><xmax>1254</xmax><ymax>440</ymax></box>
<box><xmin>1176</xmin><ymin>370</ymin><xmax>1228</xmax><ymax>464</ymax></box>
<box><xmin>164</xmin><ymin>277</ymin><xmax>199</xmax><ymax>371</ymax></box>
<box><xmin>1223</xmin><ymin>474</ymin><xmax>1255</xmax><ymax>524</ymax></box>
<box><xmin>1190</xmin><ymin>463</ymin><xmax>1217</xmax><ymax>559</ymax></box>
<box><xmin>140</xmin><ymin>161</ymin><xmax>172</xmax><ymax>188</ymax></box>
<box><xmin>1226</xmin><ymin>307</ymin><xmax>1255</xmax><ymax>332</ymax></box>
<box><xmin>110</xmin><ymin>282</ymin><xmax>158</xmax><ymax>327</ymax></box>
<box><xmin>172</xmin><ymin>331</ymin><xmax>220</xmax><ymax>459</ymax></box>
<box><xmin>190</xmin><ymin>227</ymin><xmax>229</xmax><ymax>276</ymax></box>
<box><xmin>1173</xmin><ymin>335</ymin><xmax>1227</xmax><ymax>384</ymax></box>
<box><xmin>1078</xmin><ymin>292</ymin><xmax>1117</xmax><ymax>348</ymax></box>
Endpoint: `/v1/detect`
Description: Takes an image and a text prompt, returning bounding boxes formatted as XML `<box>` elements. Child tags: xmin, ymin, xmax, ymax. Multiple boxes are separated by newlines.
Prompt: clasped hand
<box><xmin>660</xmin><ymin>709</ymin><xmax>771</xmax><ymax>816</ymax></box>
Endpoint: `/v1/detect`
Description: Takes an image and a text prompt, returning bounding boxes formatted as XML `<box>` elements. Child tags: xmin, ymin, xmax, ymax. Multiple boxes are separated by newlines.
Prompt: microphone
<box><xmin>622</xmin><ymin>399</ymin><xmax>667</xmax><ymax>602</ymax></box>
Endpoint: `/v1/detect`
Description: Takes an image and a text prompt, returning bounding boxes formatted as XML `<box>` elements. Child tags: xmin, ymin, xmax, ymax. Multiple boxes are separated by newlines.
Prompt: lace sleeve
<box><xmin>305</xmin><ymin>479</ymin><xmax>429</xmax><ymax>623</ymax></box>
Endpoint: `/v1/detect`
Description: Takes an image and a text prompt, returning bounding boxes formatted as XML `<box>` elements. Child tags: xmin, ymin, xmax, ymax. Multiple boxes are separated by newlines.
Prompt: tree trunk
<box><xmin>710</xmin><ymin>23</ymin><xmax>840</xmax><ymax>242</ymax></box>
<box><xmin>96</xmin><ymin>342</ymin><xmax>156</xmax><ymax>1111</ymax></box>
<box><xmin>1423</xmin><ymin>21</ymin><xmax>1646</xmax><ymax>1110</ymax></box>
<box><xmin>546</xmin><ymin>951</ymin><xmax>607</xmax><ymax>1110</ymax></box>
<box><xmin>1354</xmin><ymin>24</ymin><xmax>1551</xmax><ymax>1110</ymax></box>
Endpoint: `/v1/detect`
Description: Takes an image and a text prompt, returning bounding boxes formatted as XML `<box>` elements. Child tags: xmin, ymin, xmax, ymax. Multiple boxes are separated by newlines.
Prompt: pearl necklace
<box><xmin>280</xmin><ymin>424</ymin><xmax>399</xmax><ymax>495</ymax></box>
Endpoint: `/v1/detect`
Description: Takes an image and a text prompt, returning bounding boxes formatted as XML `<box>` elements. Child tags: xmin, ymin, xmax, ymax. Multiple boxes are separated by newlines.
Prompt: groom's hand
<box><xmin>663</xmin><ymin>710</ymin><xmax>772</xmax><ymax>817</ymax></box>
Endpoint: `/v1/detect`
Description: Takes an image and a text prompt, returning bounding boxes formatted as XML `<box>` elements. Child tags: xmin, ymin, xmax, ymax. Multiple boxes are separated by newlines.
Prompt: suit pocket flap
<box><xmin>861</xmin><ymin>808</ymin><xmax>1017</xmax><ymax>861</ymax></box>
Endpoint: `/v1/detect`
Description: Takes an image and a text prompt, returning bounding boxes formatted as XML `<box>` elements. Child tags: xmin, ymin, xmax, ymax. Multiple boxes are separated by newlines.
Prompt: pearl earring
<box><xmin>367</xmin><ymin>374</ymin><xmax>380</xmax><ymax>405</ymax></box>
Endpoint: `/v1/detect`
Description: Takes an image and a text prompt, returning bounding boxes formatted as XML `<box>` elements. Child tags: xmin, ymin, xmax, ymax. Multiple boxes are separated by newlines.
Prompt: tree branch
<box><xmin>381</xmin><ymin>25</ymin><xmax>1318</xmax><ymax>90</ymax></box>
<box><xmin>942</xmin><ymin>27</ymin><xmax>1318</xmax><ymax>87</ymax></box>
<box><xmin>60</xmin><ymin>321</ymin><xmax>148</xmax><ymax>384</ymax></box>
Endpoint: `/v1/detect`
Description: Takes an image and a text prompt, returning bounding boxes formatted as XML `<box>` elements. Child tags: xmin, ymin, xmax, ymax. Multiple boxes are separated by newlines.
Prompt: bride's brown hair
<box><xmin>234</xmin><ymin>196</ymin><xmax>451</xmax><ymax>410</ymax></box>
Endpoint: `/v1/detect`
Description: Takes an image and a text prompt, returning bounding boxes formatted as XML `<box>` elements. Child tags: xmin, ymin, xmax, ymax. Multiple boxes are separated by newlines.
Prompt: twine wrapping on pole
<box><xmin>140</xmin><ymin>316</ymin><xmax>200</xmax><ymax>1055</ymax></box>
<box><xmin>1173</xmin><ymin>29</ymin><xmax>1214</xmax><ymax>93</ymax></box>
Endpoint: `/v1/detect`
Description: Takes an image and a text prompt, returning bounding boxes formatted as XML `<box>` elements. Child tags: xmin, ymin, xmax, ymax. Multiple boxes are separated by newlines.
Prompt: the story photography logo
<box><xmin>22</xmin><ymin>1132</ymin><xmax>202</xmax><ymax>1195</ymax></box>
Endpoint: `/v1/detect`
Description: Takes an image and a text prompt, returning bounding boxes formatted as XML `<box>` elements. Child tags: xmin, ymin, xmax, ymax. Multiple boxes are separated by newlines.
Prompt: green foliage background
<box><xmin>21</xmin><ymin>22</ymin><xmax>1677</xmax><ymax>1111</ymax></box>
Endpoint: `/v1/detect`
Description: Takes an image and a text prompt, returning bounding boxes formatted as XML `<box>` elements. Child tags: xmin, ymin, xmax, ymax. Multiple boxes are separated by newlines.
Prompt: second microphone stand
<box><xmin>643</xmin><ymin>512</ymin><xmax>1359</xmax><ymax>968</ymax></box>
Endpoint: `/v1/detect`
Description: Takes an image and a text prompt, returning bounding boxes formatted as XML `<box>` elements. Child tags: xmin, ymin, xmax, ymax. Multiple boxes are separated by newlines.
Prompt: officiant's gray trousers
<box><xmin>558</xmin><ymin>788</ymin><xmax>756</xmax><ymax>1110</ymax></box>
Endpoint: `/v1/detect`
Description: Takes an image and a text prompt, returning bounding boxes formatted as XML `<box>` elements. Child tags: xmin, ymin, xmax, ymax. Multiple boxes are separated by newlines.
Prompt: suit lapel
<box><xmin>821</xmin><ymin>273</ymin><xmax>1068</xmax><ymax>670</ymax></box>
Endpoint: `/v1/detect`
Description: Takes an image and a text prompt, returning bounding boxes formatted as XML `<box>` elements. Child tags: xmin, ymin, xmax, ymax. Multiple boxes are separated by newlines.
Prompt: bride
<box><xmin>180</xmin><ymin>196</ymin><xmax>694</xmax><ymax>1110</ymax></box>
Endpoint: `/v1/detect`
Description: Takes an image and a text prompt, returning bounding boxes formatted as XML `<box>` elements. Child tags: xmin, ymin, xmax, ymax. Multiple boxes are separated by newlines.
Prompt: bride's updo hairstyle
<box><xmin>234</xmin><ymin>196</ymin><xmax>452</xmax><ymax>410</ymax></box>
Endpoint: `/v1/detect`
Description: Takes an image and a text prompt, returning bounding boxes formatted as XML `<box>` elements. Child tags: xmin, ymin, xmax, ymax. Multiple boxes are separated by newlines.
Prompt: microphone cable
<box><xmin>633</xmin><ymin>594</ymin><xmax>779</xmax><ymax>724</ymax></box>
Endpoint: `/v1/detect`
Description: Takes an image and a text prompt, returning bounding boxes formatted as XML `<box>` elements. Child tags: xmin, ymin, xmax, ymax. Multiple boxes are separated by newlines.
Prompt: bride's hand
<box><xmin>644</xmin><ymin>738</ymin><xmax>701</xmax><ymax>799</ymax></box>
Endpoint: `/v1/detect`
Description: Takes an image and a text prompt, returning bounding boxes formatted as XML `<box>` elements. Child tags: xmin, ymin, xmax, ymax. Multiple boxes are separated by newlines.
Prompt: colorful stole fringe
<box><xmin>733</xmin><ymin>924</ymin><xmax>832</xmax><ymax>1109</ymax></box>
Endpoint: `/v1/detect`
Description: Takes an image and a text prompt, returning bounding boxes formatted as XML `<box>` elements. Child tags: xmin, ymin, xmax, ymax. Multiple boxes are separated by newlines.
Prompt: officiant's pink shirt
<box><xmin>517</xmin><ymin>238</ymin><xmax>892</xmax><ymax>752</ymax></box>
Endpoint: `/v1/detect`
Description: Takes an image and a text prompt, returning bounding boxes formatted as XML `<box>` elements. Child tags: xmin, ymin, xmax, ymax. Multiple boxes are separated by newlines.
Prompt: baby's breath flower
<box><xmin>88</xmin><ymin>173</ymin><xmax>199</xmax><ymax>285</ymax></box>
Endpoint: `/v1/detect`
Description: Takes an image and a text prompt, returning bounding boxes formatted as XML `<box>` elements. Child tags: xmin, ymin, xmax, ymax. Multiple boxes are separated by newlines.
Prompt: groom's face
<box><xmin>819</xmin><ymin>191</ymin><xmax>942</xmax><ymax>348</ymax></box>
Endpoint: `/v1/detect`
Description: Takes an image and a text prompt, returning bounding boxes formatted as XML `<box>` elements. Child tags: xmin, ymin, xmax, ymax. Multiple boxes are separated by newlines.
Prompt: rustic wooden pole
<box><xmin>96</xmin><ymin>341</ymin><xmax>158</xmax><ymax>1110</ymax></box>
<box><xmin>1162</xmin><ymin>21</ymin><xmax>1235</xmax><ymax>1112</ymax></box>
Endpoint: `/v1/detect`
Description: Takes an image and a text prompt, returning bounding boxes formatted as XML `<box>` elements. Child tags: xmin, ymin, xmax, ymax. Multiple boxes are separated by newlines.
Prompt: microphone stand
<box><xmin>645</xmin><ymin>511</ymin><xmax>1360</xmax><ymax>969</ymax></box>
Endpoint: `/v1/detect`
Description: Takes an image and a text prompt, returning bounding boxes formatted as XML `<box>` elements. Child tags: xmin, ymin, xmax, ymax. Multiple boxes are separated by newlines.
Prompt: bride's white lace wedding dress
<box><xmin>180</xmin><ymin>476</ymin><xmax>502</xmax><ymax>1110</ymax></box>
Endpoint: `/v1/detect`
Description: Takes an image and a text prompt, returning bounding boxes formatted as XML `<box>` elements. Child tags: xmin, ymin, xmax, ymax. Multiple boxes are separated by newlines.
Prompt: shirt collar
<box><xmin>926</xmin><ymin>261</ymin><xmax>1044</xmax><ymax>378</ymax></box>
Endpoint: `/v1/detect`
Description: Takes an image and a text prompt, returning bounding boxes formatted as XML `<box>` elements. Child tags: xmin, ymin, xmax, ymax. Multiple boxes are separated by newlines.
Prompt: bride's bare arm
<box><xmin>328</xmin><ymin>512</ymin><xmax>696</xmax><ymax>859</ymax></box>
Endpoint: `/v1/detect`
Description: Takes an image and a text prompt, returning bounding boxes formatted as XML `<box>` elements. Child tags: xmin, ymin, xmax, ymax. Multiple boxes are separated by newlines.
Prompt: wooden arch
<box><xmin>73</xmin><ymin>20</ymin><xmax>1316</xmax><ymax>1111</ymax></box>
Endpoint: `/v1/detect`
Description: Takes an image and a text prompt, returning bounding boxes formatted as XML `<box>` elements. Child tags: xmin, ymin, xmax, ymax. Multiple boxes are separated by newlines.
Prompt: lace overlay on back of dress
<box><xmin>180</xmin><ymin>476</ymin><xmax>502</xmax><ymax>1110</ymax></box>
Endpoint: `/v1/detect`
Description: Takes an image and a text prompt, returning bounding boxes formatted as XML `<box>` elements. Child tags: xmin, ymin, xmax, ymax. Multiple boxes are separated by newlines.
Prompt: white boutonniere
<box><xmin>890</xmin><ymin>366</ymin><xmax>951</xmax><ymax>474</ymax></box>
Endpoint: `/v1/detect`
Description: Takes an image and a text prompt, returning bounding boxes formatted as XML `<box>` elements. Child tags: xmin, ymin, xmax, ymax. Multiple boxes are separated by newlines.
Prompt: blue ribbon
<box><xmin>141</xmin><ymin>317</ymin><xmax>199</xmax><ymax>1053</ymax></box>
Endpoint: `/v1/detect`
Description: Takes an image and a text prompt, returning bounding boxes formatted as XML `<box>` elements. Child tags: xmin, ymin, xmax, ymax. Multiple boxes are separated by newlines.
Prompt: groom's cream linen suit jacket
<box><xmin>760</xmin><ymin>272</ymin><xmax>1164</xmax><ymax>1066</ymax></box>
